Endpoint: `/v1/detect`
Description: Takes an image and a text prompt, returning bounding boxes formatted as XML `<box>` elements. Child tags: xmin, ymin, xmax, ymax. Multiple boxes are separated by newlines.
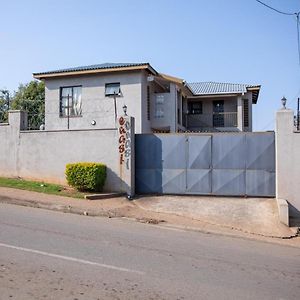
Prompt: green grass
<box><xmin>0</xmin><ymin>177</ymin><xmax>87</xmax><ymax>199</ymax></box>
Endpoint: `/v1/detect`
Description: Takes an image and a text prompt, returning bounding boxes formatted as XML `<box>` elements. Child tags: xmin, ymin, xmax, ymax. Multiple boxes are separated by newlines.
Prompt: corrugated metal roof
<box><xmin>33</xmin><ymin>62</ymin><xmax>152</xmax><ymax>76</ymax></box>
<box><xmin>187</xmin><ymin>82</ymin><xmax>260</xmax><ymax>95</ymax></box>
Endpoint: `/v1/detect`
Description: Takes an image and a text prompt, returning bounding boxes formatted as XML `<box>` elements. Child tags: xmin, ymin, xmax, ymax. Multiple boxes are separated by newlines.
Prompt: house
<box><xmin>33</xmin><ymin>62</ymin><xmax>260</xmax><ymax>133</ymax></box>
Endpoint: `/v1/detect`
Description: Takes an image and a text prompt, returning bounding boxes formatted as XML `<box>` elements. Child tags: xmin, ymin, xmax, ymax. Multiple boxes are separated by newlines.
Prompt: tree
<box><xmin>0</xmin><ymin>90</ymin><xmax>9</xmax><ymax>123</ymax></box>
<box><xmin>11</xmin><ymin>81</ymin><xmax>45</xmax><ymax>129</ymax></box>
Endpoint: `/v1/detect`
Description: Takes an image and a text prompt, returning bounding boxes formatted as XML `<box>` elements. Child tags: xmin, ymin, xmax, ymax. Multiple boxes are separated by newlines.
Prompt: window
<box><xmin>155</xmin><ymin>94</ymin><xmax>164</xmax><ymax>118</ymax></box>
<box><xmin>60</xmin><ymin>86</ymin><xmax>82</xmax><ymax>117</ymax></box>
<box><xmin>147</xmin><ymin>86</ymin><xmax>150</xmax><ymax>120</ymax></box>
<box><xmin>188</xmin><ymin>101</ymin><xmax>202</xmax><ymax>114</ymax></box>
<box><xmin>213</xmin><ymin>100</ymin><xmax>224</xmax><ymax>127</ymax></box>
<box><xmin>105</xmin><ymin>83</ymin><xmax>120</xmax><ymax>96</ymax></box>
<box><xmin>243</xmin><ymin>99</ymin><xmax>249</xmax><ymax>127</ymax></box>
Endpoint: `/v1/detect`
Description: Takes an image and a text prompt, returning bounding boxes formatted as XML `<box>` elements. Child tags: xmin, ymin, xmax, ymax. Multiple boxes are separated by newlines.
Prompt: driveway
<box><xmin>135</xmin><ymin>195</ymin><xmax>295</xmax><ymax>237</ymax></box>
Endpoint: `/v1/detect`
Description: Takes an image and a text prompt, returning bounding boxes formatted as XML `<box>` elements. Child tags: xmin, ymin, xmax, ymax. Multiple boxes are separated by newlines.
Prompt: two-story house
<box><xmin>33</xmin><ymin>62</ymin><xmax>260</xmax><ymax>133</ymax></box>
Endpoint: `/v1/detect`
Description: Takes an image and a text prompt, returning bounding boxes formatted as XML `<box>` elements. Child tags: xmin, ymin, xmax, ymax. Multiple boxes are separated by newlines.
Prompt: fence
<box><xmin>0</xmin><ymin>100</ymin><xmax>45</xmax><ymax>130</ymax></box>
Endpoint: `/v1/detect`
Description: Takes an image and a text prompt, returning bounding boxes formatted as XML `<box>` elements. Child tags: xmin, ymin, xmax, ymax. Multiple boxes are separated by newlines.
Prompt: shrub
<box><xmin>65</xmin><ymin>162</ymin><xmax>106</xmax><ymax>192</ymax></box>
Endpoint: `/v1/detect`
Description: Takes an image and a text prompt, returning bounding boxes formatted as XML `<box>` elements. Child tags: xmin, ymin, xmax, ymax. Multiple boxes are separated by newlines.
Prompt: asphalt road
<box><xmin>0</xmin><ymin>203</ymin><xmax>299</xmax><ymax>300</ymax></box>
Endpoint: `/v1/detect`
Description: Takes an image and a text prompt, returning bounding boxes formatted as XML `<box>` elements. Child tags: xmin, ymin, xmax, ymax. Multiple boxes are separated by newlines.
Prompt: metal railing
<box><xmin>184</xmin><ymin>112</ymin><xmax>238</xmax><ymax>130</ymax></box>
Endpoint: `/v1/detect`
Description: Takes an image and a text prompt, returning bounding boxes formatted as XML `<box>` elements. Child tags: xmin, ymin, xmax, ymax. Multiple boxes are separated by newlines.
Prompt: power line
<box><xmin>297</xmin><ymin>13</ymin><xmax>300</xmax><ymax>64</ymax></box>
<box><xmin>255</xmin><ymin>1</ymin><xmax>300</xmax><ymax>64</ymax></box>
<box><xmin>255</xmin><ymin>0</ymin><xmax>296</xmax><ymax>16</ymax></box>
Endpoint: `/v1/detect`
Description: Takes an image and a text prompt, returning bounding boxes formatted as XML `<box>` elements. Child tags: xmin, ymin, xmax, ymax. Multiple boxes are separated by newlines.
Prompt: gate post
<box><xmin>118</xmin><ymin>115</ymin><xmax>135</xmax><ymax>197</ymax></box>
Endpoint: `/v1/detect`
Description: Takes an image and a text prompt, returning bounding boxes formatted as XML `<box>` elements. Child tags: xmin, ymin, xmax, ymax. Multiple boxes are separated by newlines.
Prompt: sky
<box><xmin>0</xmin><ymin>0</ymin><xmax>299</xmax><ymax>131</ymax></box>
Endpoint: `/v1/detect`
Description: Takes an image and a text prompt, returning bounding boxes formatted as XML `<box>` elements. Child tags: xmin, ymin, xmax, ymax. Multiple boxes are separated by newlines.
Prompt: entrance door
<box><xmin>213</xmin><ymin>100</ymin><xmax>224</xmax><ymax>127</ymax></box>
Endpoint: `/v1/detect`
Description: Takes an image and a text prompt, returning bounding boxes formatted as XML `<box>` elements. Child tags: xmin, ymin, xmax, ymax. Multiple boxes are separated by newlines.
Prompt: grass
<box><xmin>0</xmin><ymin>177</ymin><xmax>88</xmax><ymax>199</ymax></box>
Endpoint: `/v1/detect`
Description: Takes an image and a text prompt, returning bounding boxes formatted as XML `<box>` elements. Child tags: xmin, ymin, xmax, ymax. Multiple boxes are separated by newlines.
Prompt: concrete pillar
<box><xmin>8</xmin><ymin>110</ymin><xmax>28</xmax><ymax>130</ymax></box>
<box><xmin>275</xmin><ymin>108</ymin><xmax>298</xmax><ymax>226</ymax></box>
<box><xmin>237</xmin><ymin>96</ymin><xmax>243</xmax><ymax>131</ymax></box>
<box><xmin>118</xmin><ymin>115</ymin><xmax>135</xmax><ymax>197</ymax></box>
<box><xmin>275</xmin><ymin>109</ymin><xmax>294</xmax><ymax>201</ymax></box>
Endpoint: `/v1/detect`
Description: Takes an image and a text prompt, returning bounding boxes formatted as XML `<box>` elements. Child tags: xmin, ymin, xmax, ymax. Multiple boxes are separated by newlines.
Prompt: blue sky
<box><xmin>0</xmin><ymin>0</ymin><xmax>299</xmax><ymax>130</ymax></box>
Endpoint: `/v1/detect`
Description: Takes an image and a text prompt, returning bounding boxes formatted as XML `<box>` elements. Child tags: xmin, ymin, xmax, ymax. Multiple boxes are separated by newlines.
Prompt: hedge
<box><xmin>65</xmin><ymin>162</ymin><xmax>106</xmax><ymax>192</ymax></box>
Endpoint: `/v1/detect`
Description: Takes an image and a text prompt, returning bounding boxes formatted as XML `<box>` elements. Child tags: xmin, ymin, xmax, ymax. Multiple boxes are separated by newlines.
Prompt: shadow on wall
<box><xmin>135</xmin><ymin>135</ymin><xmax>162</xmax><ymax>194</ymax></box>
<box><xmin>289</xmin><ymin>204</ymin><xmax>300</xmax><ymax>227</ymax></box>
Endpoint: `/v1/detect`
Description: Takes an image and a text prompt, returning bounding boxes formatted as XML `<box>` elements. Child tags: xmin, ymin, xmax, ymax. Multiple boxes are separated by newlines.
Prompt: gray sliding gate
<box><xmin>135</xmin><ymin>132</ymin><xmax>275</xmax><ymax>197</ymax></box>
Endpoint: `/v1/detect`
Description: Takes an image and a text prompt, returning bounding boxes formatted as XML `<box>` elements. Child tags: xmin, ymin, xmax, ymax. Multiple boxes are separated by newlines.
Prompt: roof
<box><xmin>33</xmin><ymin>62</ymin><xmax>157</xmax><ymax>79</ymax></box>
<box><xmin>187</xmin><ymin>82</ymin><xmax>261</xmax><ymax>103</ymax></box>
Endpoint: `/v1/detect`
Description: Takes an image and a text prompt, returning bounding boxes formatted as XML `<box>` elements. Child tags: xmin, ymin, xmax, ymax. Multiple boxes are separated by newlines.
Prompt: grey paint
<box><xmin>0</xmin><ymin>111</ymin><xmax>128</xmax><ymax>192</ymax></box>
<box><xmin>44</xmin><ymin>71</ymin><xmax>144</xmax><ymax>133</ymax></box>
<box><xmin>136</xmin><ymin>132</ymin><xmax>275</xmax><ymax>196</ymax></box>
<box><xmin>276</xmin><ymin>109</ymin><xmax>300</xmax><ymax>212</ymax></box>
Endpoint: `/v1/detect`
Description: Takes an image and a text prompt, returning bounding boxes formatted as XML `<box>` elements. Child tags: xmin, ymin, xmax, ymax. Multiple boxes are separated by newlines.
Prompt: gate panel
<box><xmin>186</xmin><ymin>169</ymin><xmax>211</xmax><ymax>194</ymax></box>
<box><xmin>245</xmin><ymin>133</ymin><xmax>275</xmax><ymax>196</ymax></box>
<box><xmin>135</xmin><ymin>132</ymin><xmax>275</xmax><ymax>197</ymax></box>
<box><xmin>212</xmin><ymin>169</ymin><xmax>245</xmax><ymax>195</ymax></box>
<box><xmin>246</xmin><ymin>133</ymin><xmax>275</xmax><ymax>171</ymax></box>
<box><xmin>135</xmin><ymin>135</ymin><xmax>163</xmax><ymax>193</ymax></box>
<box><xmin>246</xmin><ymin>170</ymin><xmax>275</xmax><ymax>196</ymax></box>
<box><xmin>186</xmin><ymin>135</ymin><xmax>212</xmax><ymax>194</ymax></box>
<box><xmin>212</xmin><ymin>134</ymin><xmax>246</xmax><ymax>169</ymax></box>
<box><xmin>187</xmin><ymin>135</ymin><xmax>211</xmax><ymax>169</ymax></box>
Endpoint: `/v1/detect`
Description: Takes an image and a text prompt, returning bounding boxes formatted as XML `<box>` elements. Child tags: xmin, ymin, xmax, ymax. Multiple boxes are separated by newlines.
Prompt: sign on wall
<box><xmin>118</xmin><ymin>116</ymin><xmax>135</xmax><ymax>197</ymax></box>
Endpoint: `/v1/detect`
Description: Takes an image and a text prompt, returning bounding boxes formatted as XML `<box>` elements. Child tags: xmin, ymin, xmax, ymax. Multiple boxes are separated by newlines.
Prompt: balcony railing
<box><xmin>183</xmin><ymin>112</ymin><xmax>238</xmax><ymax>130</ymax></box>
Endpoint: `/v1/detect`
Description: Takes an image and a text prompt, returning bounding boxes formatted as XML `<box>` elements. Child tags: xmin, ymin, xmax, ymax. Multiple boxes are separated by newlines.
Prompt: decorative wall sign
<box><xmin>118</xmin><ymin>116</ymin><xmax>135</xmax><ymax>196</ymax></box>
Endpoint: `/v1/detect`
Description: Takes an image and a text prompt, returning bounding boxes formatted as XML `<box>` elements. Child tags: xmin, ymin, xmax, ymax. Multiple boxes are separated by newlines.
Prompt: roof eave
<box><xmin>33</xmin><ymin>64</ymin><xmax>158</xmax><ymax>80</ymax></box>
<box><xmin>247</xmin><ymin>86</ymin><xmax>261</xmax><ymax>104</ymax></box>
<box><xmin>188</xmin><ymin>92</ymin><xmax>244</xmax><ymax>98</ymax></box>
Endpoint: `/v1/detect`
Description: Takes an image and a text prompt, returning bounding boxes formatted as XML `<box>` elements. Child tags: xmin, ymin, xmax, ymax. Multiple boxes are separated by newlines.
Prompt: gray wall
<box><xmin>276</xmin><ymin>109</ymin><xmax>300</xmax><ymax>212</ymax></box>
<box><xmin>150</xmin><ymin>83</ymin><xmax>177</xmax><ymax>132</ymax></box>
<box><xmin>45</xmin><ymin>71</ymin><xmax>143</xmax><ymax>133</ymax></box>
<box><xmin>0</xmin><ymin>111</ymin><xmax>127</xmax><ymax>192</ymax></box>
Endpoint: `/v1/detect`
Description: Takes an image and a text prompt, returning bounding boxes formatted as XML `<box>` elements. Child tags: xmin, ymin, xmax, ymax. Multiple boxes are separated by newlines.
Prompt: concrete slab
<box><xmin>134</xmin><ymin>195</ymin><xmax>295</xmax><ymax>238</ymax></box>
<box><xmin>84</xmin><ymin>193</ymin><xmax>125</xmax><ymax>200</ymax></box>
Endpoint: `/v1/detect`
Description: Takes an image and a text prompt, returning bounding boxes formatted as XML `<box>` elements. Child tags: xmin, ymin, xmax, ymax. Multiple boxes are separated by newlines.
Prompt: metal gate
<box><xmin>135</xmin><ymin>132</ymin><xmax>275</xmax><ymax>197</ymax></box>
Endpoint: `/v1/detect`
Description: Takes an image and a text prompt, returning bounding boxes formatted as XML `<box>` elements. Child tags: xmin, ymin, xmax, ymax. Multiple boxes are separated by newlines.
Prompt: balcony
<box><xmin>183</xmin><ymin>112</ymin><xmax>238</xmax><ymax>132</ymax></box>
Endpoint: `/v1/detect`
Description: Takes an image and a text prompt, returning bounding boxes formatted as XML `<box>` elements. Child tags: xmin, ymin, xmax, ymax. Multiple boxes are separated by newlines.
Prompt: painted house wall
<box><xmin>187</xmin><ymin>96</ymin><xmax>237</xmax><ymax>130</ymax></box>
<box><xmin>44</xmin><ymin>71</ymin><xmax>144</xmax><ymax>133</ymax></box>
<box><xmin>186</xmin><ymin>93</ymin><xmax>253</xmax><ymax>132</ymax></box>
<box><xmin>150</xmin><ymin>83</ymin><xmax>177</xmax><ymax>132</ymax></box>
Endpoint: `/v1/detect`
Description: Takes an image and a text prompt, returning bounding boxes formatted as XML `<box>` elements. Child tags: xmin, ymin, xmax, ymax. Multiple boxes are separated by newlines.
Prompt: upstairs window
<box><xmin>188</xmin><ymin>101</ymin><xmax>202</xmax><ymax>114</ymax></box>
<box><xmin>243</xmin><ymin>99</ymin><xmax>249</xmax><ymax>127</ymax></box>
<box><xmin>60</xmin><ymin>86</ymin><xmax>82</xmax><ymax>117</ymax></box>
<box><xmin>105</xmin><ymin>83</ymin><xmax>121</xmax><ymax>96</ymax></box>
<box><xmin>147</xmin><ymin>86</ymin><xmax>150</xmax><ymax>120</ymax></box>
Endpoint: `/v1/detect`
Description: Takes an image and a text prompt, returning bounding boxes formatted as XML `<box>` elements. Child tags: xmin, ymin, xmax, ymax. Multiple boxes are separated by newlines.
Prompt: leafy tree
<box><xmin>0</xmin><ymin>90</ymin><xmax>9</xmax><ymax>123</ymax></box>
<box><xmin>11</xmin><ymin>81</ymin><xmax>45</xmax><ymax>129</ymax></box>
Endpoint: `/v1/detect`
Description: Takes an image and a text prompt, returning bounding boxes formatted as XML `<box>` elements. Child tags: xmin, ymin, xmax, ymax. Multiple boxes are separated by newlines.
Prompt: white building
<box><xmin>33</xmin><ymin>62</ymin><xmax>260</xmax><ymax>133</ymax></box>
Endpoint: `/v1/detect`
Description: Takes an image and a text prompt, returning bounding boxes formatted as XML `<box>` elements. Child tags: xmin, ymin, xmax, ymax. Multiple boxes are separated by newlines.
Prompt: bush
<box><xmin>65</xmin><ymin>162</ymin><xmax>106</xmax><ymax>192</ymax></box>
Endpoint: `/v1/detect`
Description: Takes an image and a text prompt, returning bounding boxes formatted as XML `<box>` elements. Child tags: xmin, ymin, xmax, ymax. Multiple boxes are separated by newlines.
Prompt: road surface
<box><xmin>0</xmin><ymin>203</ymin><xmax>299</xmax><ymax>299</ymax></box>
